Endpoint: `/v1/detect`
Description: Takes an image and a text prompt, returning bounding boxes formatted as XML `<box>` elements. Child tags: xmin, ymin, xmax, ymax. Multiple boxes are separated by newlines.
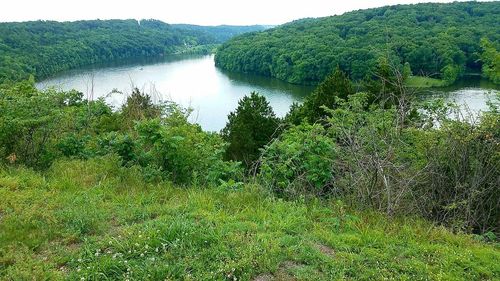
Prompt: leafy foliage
<box><xmin>216</xmin><ymin>2</ymin><xmax>500</xmax><ymax>84</ymax></box>
<box><xmin>260</xmin><ymin>123</ymin><xmax>336</xmax><ymax>197</ymax></box>
<box><xmin>0</xmin><ymin>80</ymin><xmax>241</xmax><ymax>185</ymax></box>
<box><xmin>480</xmin><ymin>38</ymin><xmax>500</xmax><ymax>84</ymax></box>
<box><xmin>286</xmin><ymin>67</ymin><xmax>355</xmax><ymax>123</ymax></box>
<box><xmin>221</xmin><ymin>92</ymin><xmax>280</xmax><ymax>167</ymax></box>
<box><xmin>263</xmin><ymin>86</ymin><xmax>500</xmax><ymax>234</ymax></box>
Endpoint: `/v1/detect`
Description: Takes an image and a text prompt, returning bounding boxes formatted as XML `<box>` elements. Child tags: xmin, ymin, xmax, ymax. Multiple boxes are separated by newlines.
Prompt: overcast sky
<box><xmin>0</xmin><ymin>0</ymin><xmax>482</xmax><ymax>25</ymax></box>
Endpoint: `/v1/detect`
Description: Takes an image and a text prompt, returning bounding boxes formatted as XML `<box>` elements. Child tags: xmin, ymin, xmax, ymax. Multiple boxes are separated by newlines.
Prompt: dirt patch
<box><xmin>313</xmin><ymin>242</ymin><xmax>335</xmax><ymax>257</ymax></box>
<box><xmin>252</xmin><ymin>261</ymin><xmax>302</xmax><ymax>281</ymax></box>
<box><xmin>253</xmin><ymin>273</ymin><xmax>274</xmax><ymax>281</ymax></box>
<box><xmin>280</xmin><ymin>261</ymin><xmax>301</xmax><ymax>271</ymax></box>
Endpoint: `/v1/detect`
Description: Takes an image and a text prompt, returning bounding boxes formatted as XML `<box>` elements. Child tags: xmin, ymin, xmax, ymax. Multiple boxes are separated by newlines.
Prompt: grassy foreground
<box><xmin>0</xmin><ymin>157</ymin><xmax>499</xmax><ymax>280</ymax></box>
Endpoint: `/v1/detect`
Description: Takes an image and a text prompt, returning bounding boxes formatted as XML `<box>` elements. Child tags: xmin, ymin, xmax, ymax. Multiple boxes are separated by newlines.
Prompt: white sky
<box><xmin>0</xmin><ymin>0</ymin><xmax>483</xmax><ymax>26</ymax></box>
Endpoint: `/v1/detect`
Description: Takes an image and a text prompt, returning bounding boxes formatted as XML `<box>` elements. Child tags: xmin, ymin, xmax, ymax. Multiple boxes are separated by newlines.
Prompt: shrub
<box><xmin>136</xmin><ymin>110</ymin><xmax>242</xmax><ymax>186</ymax></box>
<box><xmin>259</xmin><ymin>123</ymin><xmax>336</xmax><ymax>198</ymax></box>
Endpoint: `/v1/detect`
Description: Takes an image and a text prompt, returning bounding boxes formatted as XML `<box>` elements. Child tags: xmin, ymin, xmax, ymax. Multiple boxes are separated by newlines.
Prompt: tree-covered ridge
<box><xmin>171</xmin><ymin>24</ymin><xmax>269</xmax><ymax>43</ymax></box>
<box><xmin>0</xmin><ymin>19</ymin><xmax>264</xmax><ymax>83</ymax></box>
<box><xmin>215</xmin><ymin>1</ymin><xmax>500</xmax><ymax>85</ymax></box>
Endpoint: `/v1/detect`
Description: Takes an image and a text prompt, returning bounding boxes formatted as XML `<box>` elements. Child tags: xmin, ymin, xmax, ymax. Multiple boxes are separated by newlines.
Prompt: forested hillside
<box><xmin>0</xmin><ymin>19</ymin><xmax>263</xmax><ymax>83</ymax></box>
<box><xmin>172</xmin><ymin>24</ymin><xmax>268</xmax><ymax>42</ymax></box>
<box><xmin>215</xmin><ymin>1</ymin><xmax>500</xmax><ymax>85</ymax></box>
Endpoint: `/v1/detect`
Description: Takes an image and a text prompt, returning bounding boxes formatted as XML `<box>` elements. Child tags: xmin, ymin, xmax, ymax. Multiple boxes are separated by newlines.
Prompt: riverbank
<box><xmin>405</xmin><ymin>76</ymin><xmax>448</xmax><ymax>88</ymax></box>
<box><xmin>1</xmin><ymin>158</ymin><xmax>499</xmax><ymax>280</ymax></box>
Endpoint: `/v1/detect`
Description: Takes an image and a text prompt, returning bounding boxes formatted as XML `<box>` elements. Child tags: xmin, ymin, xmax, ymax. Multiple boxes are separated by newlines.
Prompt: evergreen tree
<box><xmin>221</xmin><ymin>92</ymin><xmax>280</xmax><ymax>167</ymax></box>
<box><xmin>300</xmin><ymin>67</ymin><xmax>354</xmax><ymax>123</ymax></box>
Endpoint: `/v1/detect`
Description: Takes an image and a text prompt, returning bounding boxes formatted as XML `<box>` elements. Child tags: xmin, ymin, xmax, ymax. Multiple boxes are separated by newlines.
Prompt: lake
<box><xmin>37</xmin><ymin>54</ymin><xmax>499</xmax><ymax>131</ymax></box>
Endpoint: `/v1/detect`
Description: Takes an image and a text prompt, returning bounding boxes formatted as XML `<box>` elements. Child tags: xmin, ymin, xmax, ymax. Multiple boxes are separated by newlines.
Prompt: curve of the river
<box><xmin>37</xmin><ymin>54</ymin><xmax>499</xmax><ymax>131</ymax></box>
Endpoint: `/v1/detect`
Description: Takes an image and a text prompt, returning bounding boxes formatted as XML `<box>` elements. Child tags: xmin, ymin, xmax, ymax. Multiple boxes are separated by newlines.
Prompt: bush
<box><xmin>259</xmin><ymin>123</ymin><xmax>336</xmax><ymax>198</ymax></box>
<box><xmin>417</xmin><ymin>111</ymin><xmax>500</xmax><ymax>234</ymax></box>
<box><xmin>136</xmin><ymin>111</ymin><xmax>242</xmax><ymax>186</ymax></box>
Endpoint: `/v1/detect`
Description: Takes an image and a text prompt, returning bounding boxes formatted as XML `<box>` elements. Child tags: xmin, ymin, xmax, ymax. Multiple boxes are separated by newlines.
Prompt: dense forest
<box><xmin>215</xmin><ymin>1</ymin><xmax>500</xmax><ymax>85</ymax></box>
<box><xmin>0</xmin><ymin>19</ymin><xmax>264</xmax><ymax>83</ymax></box>
<box><xmin>172</xmin><ymin>24</ymin><xmax>269</xmax><ymax>42</ymax></box>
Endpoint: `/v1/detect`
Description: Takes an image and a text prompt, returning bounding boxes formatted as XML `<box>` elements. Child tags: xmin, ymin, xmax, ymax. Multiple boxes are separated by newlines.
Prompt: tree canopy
<box><xmin>215</xmin><ymin>1</ymin><xmax>500</xmax><ymax>85</ymax></box>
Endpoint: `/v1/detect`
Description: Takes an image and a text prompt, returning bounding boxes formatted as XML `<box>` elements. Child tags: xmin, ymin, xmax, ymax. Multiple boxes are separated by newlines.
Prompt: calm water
<box><xmin>37</xmin><ymin>55</ymin><xmax>313</xmax><ymax>131</ymax></box>
<box><xmin>37</xmin><ymin>55</ymin><xmax>498</xmax><ymax>131</ymax></box>
<box><xmin>416</xmin><ymin>76</ymin><xmax>499</xmax><ymax>114</ymax></box>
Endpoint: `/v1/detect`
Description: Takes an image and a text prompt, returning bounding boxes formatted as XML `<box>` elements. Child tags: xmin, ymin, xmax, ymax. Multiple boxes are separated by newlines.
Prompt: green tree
<box><xmin>403</xmin><ymin>62</ymin><xmax>412</xmax><ymax>79</ymax></box>
<box><xmin>300</xmin><ymin>67</ymin><xmax>355</xmax><ymax>123</ymax></box>
<box><xmin>121</xmin><ymin>88</ymin><xmax>162</xmax><ymax>129</ymax></box>
<box><xmin>480</xmin><ymin>38</ymin><xmax>500</xmax><ymax>84</ymax></box>
<box><xmin>221</xmin><ymin>92</ymin><xmax>280</xmax><ymax>167</ymax></box>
